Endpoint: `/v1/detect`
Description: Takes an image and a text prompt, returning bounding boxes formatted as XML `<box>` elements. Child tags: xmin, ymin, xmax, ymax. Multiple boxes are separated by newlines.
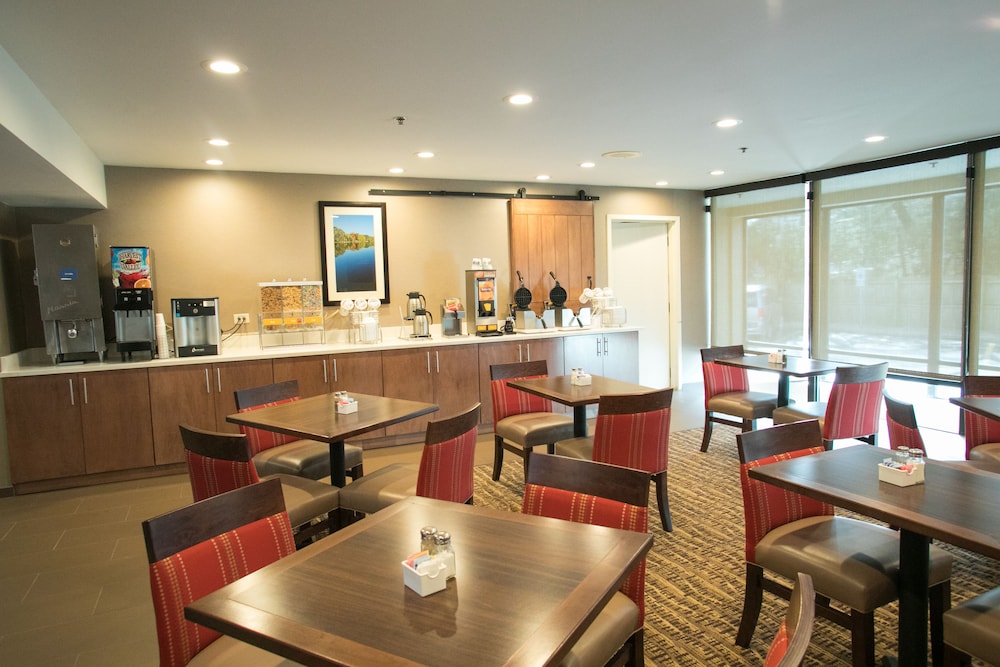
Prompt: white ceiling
<box><xmin>1</xmin><ymin>0</ymin><xmax>999</xmax><ymax>207</ymax></box>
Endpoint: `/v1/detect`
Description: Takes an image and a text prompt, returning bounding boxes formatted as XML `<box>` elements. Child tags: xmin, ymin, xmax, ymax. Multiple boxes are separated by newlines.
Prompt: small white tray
<box><xmin>336</xmin><ymin>400</ymin><xmax>358</xmax><ymax>414</ymax></box>
<box><xmin>402</xmin><ymin>559</ymin><xmax>447</xmax><ymax>596</ymax></box>
<box><xmin>878</xmin><ymin>463</ymin><xmax>924</xmax><ymax>487</ymax></box>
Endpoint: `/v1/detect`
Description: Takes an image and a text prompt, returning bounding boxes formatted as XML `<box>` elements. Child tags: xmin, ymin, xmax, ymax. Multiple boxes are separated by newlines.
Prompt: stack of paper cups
<box><xmin>155</xmin><ymin>312</ymin><xmax>169</xmax><ymax>359</ymax></box>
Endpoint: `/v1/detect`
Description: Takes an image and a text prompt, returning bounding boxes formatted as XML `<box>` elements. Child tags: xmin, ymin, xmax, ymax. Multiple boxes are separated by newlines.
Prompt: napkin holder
<box><xmin>571</xmin><ymin>372</ymin><xmax>592</xmax><ymax>386</ymax></box>
<box><xmin>402</xmin><ymin>559</ymin><xmax>448</xmax><ymax>597</ymax></box>
<box><xmin>768</xmin><ymin>350</ymin><xmax>786</xmax><ymax>365</ymax></box>
<box><xmin>336</xmin><ymin>397</ymin><xmax>358</xmax><ymax>414</ymax></box>
<box><xmin>878</xmin><ymin>462</ymin><xmax>924</xmax><ymax>486</ymax></box>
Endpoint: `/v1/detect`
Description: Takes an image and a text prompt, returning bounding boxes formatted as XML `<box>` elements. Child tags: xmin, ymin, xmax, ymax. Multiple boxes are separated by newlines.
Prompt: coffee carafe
<box><xmin>411</xmin><ymin>308</ymin><xmax>432</xmax><ymax>338</ymax></box>
<box><xmin>406</xmin><ymin>291</ymin><xmax>426</xmax><ymax>320</ymax></box>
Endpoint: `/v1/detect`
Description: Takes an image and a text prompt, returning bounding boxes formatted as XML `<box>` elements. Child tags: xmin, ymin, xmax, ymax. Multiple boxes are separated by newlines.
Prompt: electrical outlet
<box><xmin>233</xmin><ymin>313</ymin><xmax>250</xmax><ymax>325</ymax></box>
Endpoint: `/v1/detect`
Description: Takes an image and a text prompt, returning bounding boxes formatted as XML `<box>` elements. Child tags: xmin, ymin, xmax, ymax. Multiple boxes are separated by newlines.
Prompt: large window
<box><xmin>971</xmin><ymin>148</ymin><xmax>1000</xmax><ymax>373</ymax></box>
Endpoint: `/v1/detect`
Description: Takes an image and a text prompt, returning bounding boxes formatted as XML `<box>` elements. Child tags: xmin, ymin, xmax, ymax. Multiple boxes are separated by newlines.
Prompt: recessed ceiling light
<box><xmin>388</xmin><ymin>167</ymin><xmax>404</xmax><ymax>174</ymax></box>
<box><xmin>536</xmin><ymin>174</ymin><xmax>550</xmax><ymax>181</ymax></box>
<box><xmin>865</xmin><ymin>135</ymin><xmax>887</xmax><ymax>143</ymax></box>
<box><xmin>505</xmin><ymin>93</ymin><xmax>533</xmax><ymax>105</ymax></box>
<box><xmin>579</xmin><ymin>162</ymin><xmax>596</xmax><ymax>169</ymax></box>
<box><xmin>205</xmin><ymin>159</ymin><xmax>223</xmax><ymax>166</ymax></box>
<box><xmin>710</xmin><ymin>169</ymin><xmax>725</xmax><ymax>176</ymax></box>
<box><xmin>416</xmin><ymin>151</ymin><xmax>435</xmax><ymax>158</ymax></box>
<box><xmin>715</xmin><ymin>118</ymin><xmax>743</xmax><ymax>128</ymax></box>
<box><xmin>207</xmin><ymin>138</ymin><xmax>230</xmax><ymax>147</ymax></box>
<box><xmin>601</xmin><ymin>150</ymin><xmax>642</xmax><ymax>159</ymax></box>
<box><xmin>655</xmin><ymin>180</ymin><xmax>669</xmax><ymax>186</ymax></box>
<box><xmin>202</xmin><ymin>59</ymin><xmax>246</xmax><ymax>75</ymax></box>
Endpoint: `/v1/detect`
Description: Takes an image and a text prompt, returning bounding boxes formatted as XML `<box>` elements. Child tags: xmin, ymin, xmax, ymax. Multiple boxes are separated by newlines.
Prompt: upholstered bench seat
<box><xmin>252</xmin><ymin>438</ymin><xmax>362</xmax><ymax>480</ymax></box>
<box><xmin>559</xmin><ymin>592</ymin><xmax>639</xmax><ymax>667</ymax></box>
<box><xmin>707</xmin><ymin>391</ymin><xmax>777</xmax><ymax>420</ymax></box>
<box><xmin>771</xmin><ymin>401</ymin><xmax>827</xmax><ymax>426</ymax></box>
<box><xmin>264</xmin><ymin>473</ymin><xmax>340</xmax><ymax>528</ymax></box>
<box><xmin>969</xmin><ymin>442</ymin><xmax>1000</xmax><ymax>464</ymax></box>
<box><xmin>338</xmin><ymin>463</ymin><xmax>419</xmax><ymax>514</ymax></box>
<box><xmin>944</xmin><ymin>586</ymin><xmax>1000</xmax><ymax>661</ymax></box>
<box><xmin>496</xmin><ymin>413</ymin><xmax>575</xmax><ymax>447</ymax></box>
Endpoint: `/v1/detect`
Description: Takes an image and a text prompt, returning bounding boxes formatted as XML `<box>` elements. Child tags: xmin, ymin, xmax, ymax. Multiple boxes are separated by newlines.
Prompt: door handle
<box><xmin>216</xmin><ymin>368</ymin><xmax>222</xmax><ymax>393</ymax></box>
<box><xmin>323</xmin><ymin>358</ymin><xmax>328</xmax><ymax>384</ymax></box>
<box><xmin>204</xmin><ymin>368</ymin><xmax>211</xmax><ymax>394</ymax></box>
<box><xmin>68</xmin><ymin>378</ymin><xmax>75</xmax><ymax>406</ymax></box>
<box><xmin>435</xmin><ymin>351</ymin><xmax>440</xmax><ymax>373</ymax></box>
<box><xmin>82</xmin><ymin>377</ymin><xmax>89</xmax><ymax>404</ymax></box>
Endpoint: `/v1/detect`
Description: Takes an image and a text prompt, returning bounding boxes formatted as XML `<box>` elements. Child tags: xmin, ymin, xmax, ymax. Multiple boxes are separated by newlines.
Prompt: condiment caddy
<box><xmin>402</xmin><ymin>525</ymin><xmax>456</xmax><ymax>596</ymax></box>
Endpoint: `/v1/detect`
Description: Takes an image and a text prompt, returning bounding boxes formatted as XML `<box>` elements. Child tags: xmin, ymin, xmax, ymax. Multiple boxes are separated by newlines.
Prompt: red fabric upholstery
<box><xmin>415</xmin><ymin>422</ymin><xmax>478</xmax><ymax>503</ymax></box>
<box><xmin>591</xmin><ymin>405</ymin><xmax>672</xmax><ymax>475</ymax></box>
<box><xmin>701</xmin><ymin>360</ymin><xmax>751</xmax><ymax>407</ymax></box>
<box><xmin>148</xmin><ymin>513</ymin><xmax>295</xmax><ymax>667</ymax></box>
<box><xmin>887</xmin><ymin>418</ymin><xmax>926</xmax><ymax>455</ymax></box>
<box><xmin>763</xmin><ymin>620</ymin><xmax>790</xmax><ymax>667</ymax></box>
<box><xmin>237</xmin><ymin>396</ymin><xmax>301</xmax><ymax>457</ymax></box>
<box><xmin>522</xmin><ymin>484</ymin><xmax>648</xmax><ymax>625</ymax></box>
<box><xmin>740</xmin><ymin>447</ymin><xmax>832</xmax><ymax>562</ymax></box>
<box><xmin>964</xmin><ymin>394</ymin><xmax>1000</xmax><ymax>459</ymax></box>
<box><xmin>822</xmin><ymin>377</ymin><xmax>885</xmax><ymax>441</ymax></box>
<box><xmin>185</xmin><ymin>449</ymin><xmax>261</xmax><ymax>502</ymax></box>
<box><xmin>490</xmin><ymin>374</ymin><xmax>554</xmax><ymax>428</ymax></box>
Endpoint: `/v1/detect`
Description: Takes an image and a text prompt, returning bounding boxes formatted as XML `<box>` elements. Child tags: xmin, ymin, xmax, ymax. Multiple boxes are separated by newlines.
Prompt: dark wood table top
<box><xmin>185</xmin><ymin>496</ymin><xmax>653</xmax><ymax>667</ymax></box>
<box><xmin>748</xmin><ymin>444</ymin><xmax>1000</xmax><ymax>559</ymax></box>
<box><xmin>506</xmin><ymin>375</ymin><xmax>655</xmax><ymax>408</ymax></box>
<box><xmin>226</xmin><ymin>392</ymin><xmax>439</xmax><ymax>444</ymax></box>
<box><xmin>950</xmin><ymin>396</ymin><xmax>1000</xmax><ymax>422</ymax></box>
<box><xmin>716</xmin><ymin>354</ymin><xmax>845</xmax><ymax>378</ymax></box>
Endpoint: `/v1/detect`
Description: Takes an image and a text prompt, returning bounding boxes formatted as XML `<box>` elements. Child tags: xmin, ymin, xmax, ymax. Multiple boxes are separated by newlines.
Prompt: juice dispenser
<box><xmin>465</xmin><ymin>269</ymin><xmax>501</xmax><ymax>336</ymax></box>
<box><xmin>111</xmin><ymin>246</ymin><xmax>155</xmax><ymax>360</ymax></box>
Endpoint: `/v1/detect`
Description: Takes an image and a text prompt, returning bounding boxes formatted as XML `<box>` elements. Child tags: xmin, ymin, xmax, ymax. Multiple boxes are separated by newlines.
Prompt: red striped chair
<box><xmin>961</xmin><ymin>375</ymin><xmax>1000</xmax><ymax>462</ymax></box>
<box><xmin>338</xmin><ymin>403</ymin><xmax>480</xmax><ymax>515</ymax></box>
<box><xmin>737</xmin><ymin>420</ymin><xmax>952</xmax><ymax>667</ymax></box>
<box><xmin>555</xmin><ymin>388</ymin><xmax>675</xmax><ymax>531</ymax></box>
<box><xmin>522</xmin><ymin>453</ymin><xmax>650</xmax><ymax>667</ymax></box>
<box><xmin>142</xmin><ymin>479</ymin><xmax>298</xmax><ymax>667</ymax></box>
<box><xmin>700</xmin><ymin>345</ymin><xmax>777</xmax><ymax>452</ymax></box>
<box><xmin>234</xmin><ymin>380</ymin><xmax>364</xmax><ymax>481</ymax></box>
<box><xmin>772</xmin><ymin>362</ymin><xmax>888</xmax><ymax>450</ymax></box>
<box><xmin>763</xmin><ymin>572</ymin><xmax>816</xmax><ymax>667</ymax></box>
<box><xmin>489</xmin><ymin>361</ymin><xmax>574</xmax><ymax>480</ymax></box>
<box><xmin>180</xmin><ymin>424</ymin><xmax>340</xmax><ymax>548</ymax></box>
<box><xmin>883</xmin><ymin>391</ymin><xmax>927</xmax><ymax>455</ymax></box>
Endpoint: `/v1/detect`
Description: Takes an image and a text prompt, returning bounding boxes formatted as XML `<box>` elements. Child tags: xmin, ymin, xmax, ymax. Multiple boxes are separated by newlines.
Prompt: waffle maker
<box><xmin>513</xmin><ymin>271</ymin><xmax>537</xmax><ymax>330</ymax></box>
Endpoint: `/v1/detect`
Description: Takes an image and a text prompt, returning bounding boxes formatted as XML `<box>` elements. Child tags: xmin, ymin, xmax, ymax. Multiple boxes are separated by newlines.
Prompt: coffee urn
<box><xmin>111</xmin><ymin>246</ymin><xmax>156</xmax><ymax>360</ymax></box>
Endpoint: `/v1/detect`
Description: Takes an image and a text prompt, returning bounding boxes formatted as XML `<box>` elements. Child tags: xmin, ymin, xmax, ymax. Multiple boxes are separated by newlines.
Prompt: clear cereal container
<box><xmin>258</xmin><ymin>280</ymin><xmax>324</xmax><ymax>333</ymax></box>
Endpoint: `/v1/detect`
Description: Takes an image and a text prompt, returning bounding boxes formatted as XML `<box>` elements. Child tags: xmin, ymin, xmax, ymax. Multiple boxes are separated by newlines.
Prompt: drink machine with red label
<box><xmin>111</xmin><ymin>246</ymin><xmax>156</xmax><ymax>360</ymax></box>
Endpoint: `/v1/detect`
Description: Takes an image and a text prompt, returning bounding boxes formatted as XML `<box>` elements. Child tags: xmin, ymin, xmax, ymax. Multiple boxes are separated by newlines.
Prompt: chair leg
<box><xmin>653</xmin><ymin>471</ymin><xmax>672</xmax><ymax>532</ymax></box>
<box><xmin>521</xmin><ymin>446</ymin><xmax>533</xmax><ymax>481</ymax></box>
<box><xmin>943</xmin><ymin>644</ymin><xmax>973</xmax><ymax>667</ymax></box>
<box><xmin>741</xmin><ymin>418</ymin><xmax>753</xmax><ymax>432</ymax></box>
<box><xmin>735</xmin><ymin>563</ymin><xmax>764</xmax><ymax>647</ymax></box>
<box><xmin>348</xmin><ymin>463</ymin><xmax>363</xmax><ymax>480</ymax></box>
<box><xmin>492</xmin><ymin>434</ymin><xmax>504</xmax><ymax>481</ymax></box>
<box><xmin>823</xmin><ymin>438</ymin><xmax>834</xmax><ymax>451</ymax></box>
<box><xmin>625</xmin><ymin>628</ymin><xmax>644</xmax><ymax>666</ymax></box>
<box><xmin>849</xmin><ymin>609</ymin><xmax>876</xmax><ymax>667</ymax></box>
<box><xmin>701</xmin><ymin>414</ymin><xmax>714</xmax><ymax>452</ymax></box>
<box><xmin>930</xmin><ymin>579</ymin><xmax>951</xmax><ymax>667</ymax></box>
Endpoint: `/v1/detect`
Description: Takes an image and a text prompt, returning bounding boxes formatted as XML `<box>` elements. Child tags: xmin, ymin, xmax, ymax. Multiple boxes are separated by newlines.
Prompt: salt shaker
<box><xmin>420</xmin><ymin>526</ymin><xmax>438</xmax><ymax>554</ymax></box>
<box><xmin>434</xmin><ymin>531</ymin><xmax>456</xmax><ymax>579</ymax></box>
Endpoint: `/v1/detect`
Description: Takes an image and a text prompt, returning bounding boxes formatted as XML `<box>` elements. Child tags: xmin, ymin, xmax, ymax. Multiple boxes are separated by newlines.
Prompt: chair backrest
<box><xmin>883</xmin><ymin>391</ymin><xmax>926</xmax><ymax>455</ymax></box>
<box><xmin>142</xmin><ymin>479</ymin><xmax>295</xmax><ymax>667</ymax></box>
<box><xmin>591</xmin><ymin>388</ymin><xmax>673</xmax><ymax>475</ymax></box>
<box><xmin>736</xmin><ymin>421</ymin><xmax>833</xmax><ymax>562</ymax></box>
<box><xmin>233</xmin><ymin>380</ymin><xmax>303</xmax><ymax>456</ymax></box>
<box><xmin>822</xmin><ymin>362</ymin><xmax>888</xmax><ymax>441</ymax></box>
<box><xmin>416</xmin><ymin>403</ymin><xmax>481</xmax><ymax>503</ymax></box>
<box><xmin>700</xmin><ymin>345</ymin><xmax>750</xmax><ymax>404</ymax></box>
<box><xmin>522</xmin><ymin>453</ymin><xmax>650</xmax><ymax>625</ymax></box>
<box><xmin>489</xmin><ymin>360</ymin><xmax>554</xmax><ymax>427</ymax></box>
<box><xmin>962</xmin><ymin>375</ymin><xmax>1000</xmax><ymax>458</ymax></box>
<box><xmin>764</xmin><ymin>572</ymin><xmax>816</xmax><ymax>667</ymax></box>
<box><xmin>180</xmin><ymin>424</ymin><xmax>260</xmax><ymax>502</ymax></box>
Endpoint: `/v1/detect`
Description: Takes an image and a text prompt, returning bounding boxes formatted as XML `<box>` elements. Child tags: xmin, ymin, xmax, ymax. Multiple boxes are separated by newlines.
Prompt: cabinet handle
<box><xmin>526</xmin><ymin>343</ymin><xmax>531</xmax><ymax>361</ymax></box>
<box><xmin>435</xmin><ymin>350</ymin><xmax>440</xmax><ymax>373</ymax></box>
<box><xmin>426</xmin><ymin>351</ymin><xmax>431</xmax><ymax>374</ymax></box>
<box><xmin>82</xmin><ymin>377</ymin><xmax>89</xmax><ymax>404</ymax></box>
<box><xmin>216</xmin><ymin>368</ymin><xmax>222</xmax><ymax>393</ymax></box>
<box><xmin>517</xmin><ymin>344</ymin><xmax>523</xmax><ymax>363</ymax></box>
<box><xmin>603</xmin><ymin>336</ymin><xmax>609</xmax><ymax>356</ymax></box>
<box><xmin>68</xmin><ymin>378</ymin><xmax>75</xmax><ymax>406</ymax></box>
<box><xmin>596</xmin><ymin>337</ymin><xmax>602</xmax><ymax>357</ymax></box>
<box><xmin>204</xmin><ymin>368</ymin><xmax>211</xmax><ymax>394</ymax></box>
<box><xmin>323</xmin><ymin>358</ymin><xmax>328</xmax><ymax>384</ymax></box>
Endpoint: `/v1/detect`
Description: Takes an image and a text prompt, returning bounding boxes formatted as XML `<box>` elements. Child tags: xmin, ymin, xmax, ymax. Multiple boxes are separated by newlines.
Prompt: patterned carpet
<box><xmin>471</xmin><ymin>426</ymin><xmax>999</xmax><ymax>666</ymax></box>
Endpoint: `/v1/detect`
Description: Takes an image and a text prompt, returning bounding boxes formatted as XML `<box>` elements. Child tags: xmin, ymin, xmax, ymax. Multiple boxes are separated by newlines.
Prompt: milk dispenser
<box><xmin>465</xmin><ymin>269</ymin><xmax>501</xmax><ymax>336</ymax></box>
<box><xmin>32</xmin><ymin>224</ymin><xmax>106</xmax><ymax>363</ymax></box>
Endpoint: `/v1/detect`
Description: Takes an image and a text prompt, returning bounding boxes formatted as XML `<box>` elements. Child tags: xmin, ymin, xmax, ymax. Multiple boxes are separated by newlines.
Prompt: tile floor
<box><xmin>0</xmin><ymin>383</ymin><xmax>961</xmax><ymax>665</ymax></box>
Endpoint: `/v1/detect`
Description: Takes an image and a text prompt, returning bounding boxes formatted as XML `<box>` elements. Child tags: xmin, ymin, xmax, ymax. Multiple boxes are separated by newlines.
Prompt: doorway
<box><xmin>607</xmin><ymin>215</ymin><xmax>681</xmax><ymax>389</ymax></box>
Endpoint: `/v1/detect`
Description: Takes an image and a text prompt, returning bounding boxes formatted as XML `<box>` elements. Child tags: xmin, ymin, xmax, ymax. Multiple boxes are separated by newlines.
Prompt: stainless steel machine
<box><xmin>172</xmin><ymin>298</ymin><xmax>220</xmax><ymax>356</ymax></box>
<box><xmin>32</xmin><ymin>224</ymin><xmax>106</xmax><ymax>363</ymax></box>
<box><xmin>465</xmin><ymin>269</ymin><xmax>501</xmax><ymax>336</ymax></box>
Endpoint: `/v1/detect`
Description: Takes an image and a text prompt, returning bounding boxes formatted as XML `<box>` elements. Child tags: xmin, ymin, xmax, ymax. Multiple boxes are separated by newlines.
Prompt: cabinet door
<box><xmin>601</xmin><ymin>331</ymin><xmax>639</xmax><ymax>383</ymax></box>
<box><xmin>3</xmin><ymin>375</ymin><xmax>85</xmax><ymax>483</ymax></box>
<box><xmin>564</xmin><ymin>334</ymin><xmax>605</xmax><ymax>375</ymax></box>
<box><xmin>432</xmin><ymin>345</ymin><xmax>480</xmax><ymax>421</ymax></box>
<box><xmin>331</xmin><ymin>351</ymin><xmax>383</xmax><ymax>396</ymax></box>
<box><xmin>213</xmin><ymin>360</ymin><xmax>274</xmax><ymax>433</ymax></box>
<box><xmin>476</xmin><ymin>338</ymin><xmax>565</xmax><ymax>425</ymax></box>
<box><xmin>79</xmin><ymin>369</ymin><xmax>155</xmax><ymax>473</ymax></box>
<box><xmin>273</xmin><ymin>355</ymin><xmax>329</xmax><ymax>397</ymax></box>
<box><xmin>521</xmin><ymin>338</ymin><xmax>565</xmax><ymax>375</ymax></box>
<box><xmin>382</xmin><ymin>348</ymin><xmax>435</xmax><ymax>436</ymax></box>
<box><xmin>148</xmin><ymin>364</ymin><xmax>216</xmax><ymax>465</ymax></box>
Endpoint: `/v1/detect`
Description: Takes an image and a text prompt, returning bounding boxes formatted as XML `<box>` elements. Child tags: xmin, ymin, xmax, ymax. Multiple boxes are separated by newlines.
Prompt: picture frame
<box><xmin>318</xmin><ymin>201</ymin><xmax>390</xmax><ymax>306</ymax></box>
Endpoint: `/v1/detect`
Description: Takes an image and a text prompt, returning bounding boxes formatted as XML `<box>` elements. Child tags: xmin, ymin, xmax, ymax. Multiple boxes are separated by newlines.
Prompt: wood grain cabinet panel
<box><xmin>382</xmin><ymin>346</ymin><xmax>478</xmax><ymax>436</ymax></box>
<box><xmin>3</xmin><ymin>374</ymin><xmax>86</xmax><ymax>483</ymax></box>
<box><xmin>79</xmin><ymin>368</ymin><xmax>154</xmax><ymax>474</ymax></box>
<box><xmin>476</xmin><ymin>337</ymin><xmax>564</xmax><ymax>425</ymax></box>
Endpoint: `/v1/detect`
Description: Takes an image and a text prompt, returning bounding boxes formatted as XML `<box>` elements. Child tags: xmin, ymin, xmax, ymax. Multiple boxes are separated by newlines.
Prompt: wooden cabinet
<box><xmin>563</xmin><ymin>331</ymin><xmax>639</xmax><ymax>382</ymax></box>
<box><xmin>382</xmin><ymin>346</ymin><xmax>479</xmax><ymax>436</ymax></box>
<box><xmin>148</xmin><ymin>359</ymin><xmax>273</xmax><ymax>465</ymax></box>
<box><xmin>477</xmin><ymin>337</ymin><xmax>564</xmax><ymax>425</ymax></box>
<box><xmin>329</xmin><ymin>351</ymin><xmax>384</xmax><ymax>396</ymax></box>
<box><xmin>4</xmin><ymin>369</ymin><xmax>154</xmax><ymax>484</ymax></box>
<box><xmin>272</xmin><ymin>355</ymin><xmax>329</xmax><ymax>397</ymax></box>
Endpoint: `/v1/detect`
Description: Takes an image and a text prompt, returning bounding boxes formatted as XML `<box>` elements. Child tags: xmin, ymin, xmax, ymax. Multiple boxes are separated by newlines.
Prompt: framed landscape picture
<box><xmin>318</xmin><ymin>201</ymin><xmax>390</xmax><ymax>306</ymax></box>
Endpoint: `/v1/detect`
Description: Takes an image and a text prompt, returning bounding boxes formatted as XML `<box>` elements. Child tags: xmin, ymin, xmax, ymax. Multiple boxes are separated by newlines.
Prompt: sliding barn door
<box><xmin>508</xmin><ymin>199</ymin><xmax>595</xmax><ymax>313</ymax></box>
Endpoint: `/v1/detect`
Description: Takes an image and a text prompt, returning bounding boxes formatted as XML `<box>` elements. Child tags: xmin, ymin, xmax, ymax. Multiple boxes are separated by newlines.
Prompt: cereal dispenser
<box><xmin>258</xmin><ymin>280</ymin><xmax>325</xmax><ymax>347</ymax></box>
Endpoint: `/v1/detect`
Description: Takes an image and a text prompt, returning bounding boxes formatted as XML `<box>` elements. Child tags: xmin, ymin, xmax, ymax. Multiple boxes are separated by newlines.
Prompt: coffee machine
<box><xmin>111</xmin><ymin>246</ymin><xmax>155</xmax><ymax>360</ymax></box>
<box><xmin>465</xmin><ymin>269</ymin><xmax>501</xmax><ymax>335</ymax></box>
<box><xmin>172</xmin><ymin>298</ymin><xmax>220</xmax><ymax>356</ymax></box>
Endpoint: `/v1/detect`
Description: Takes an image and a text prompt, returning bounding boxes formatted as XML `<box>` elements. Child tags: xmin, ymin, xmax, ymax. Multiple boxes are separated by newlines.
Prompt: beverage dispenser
<box><xmin>465</xmin><ymin>269</ymin><xmax>501</xmax><ymax>336</ymax></box>
<box><xmin>171</xmin><ymin>298</ymin><xmax>220</xmax><ymax>356</ymax></box>
<box><xmin>111</xmin><ymin>246</ymin><xmax>155</xmax><ymax>360</ymax></box>
<box><xmin>32</xmin><ymin>224</ymin><xmax>106</xmax><ymax>363</ymax></box>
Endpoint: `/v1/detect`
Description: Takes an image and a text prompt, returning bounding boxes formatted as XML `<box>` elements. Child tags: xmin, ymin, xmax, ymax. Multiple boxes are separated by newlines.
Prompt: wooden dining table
<box><xmin>506</xmin><ymin>374</ymin><xmax>656</xmax><ymax>437</ymax></box>
<box><xmin>185</xmin><ymin>495</ymin><xmax>652</xmax><ymax>667</ymax></box>
<box><xmin>750</xmin><ymin>444</ymin><xmax>1000</xmax><ymax>666</ymax></box>
<box><xmin>226</xmin><ymin>392</ymin><xmax>438</xmax><ymax>487</ymax></box>
<box><xmin>716</xmin><ymin>354</ymin><xmax>846</xmax><ymax>407</ymax></box>
<box><xmin>950</xmin><ymin>395</ymin><xmax>1000</xmax><ymax>422</ymax></box>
